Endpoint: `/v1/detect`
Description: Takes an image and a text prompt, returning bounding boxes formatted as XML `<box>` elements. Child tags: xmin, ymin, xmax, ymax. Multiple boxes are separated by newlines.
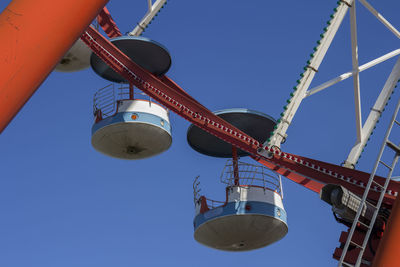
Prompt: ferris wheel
<box><xmin>0</xmin><ymin>0</ymin><xmax>400</xmax><ymax>266</ymax></box>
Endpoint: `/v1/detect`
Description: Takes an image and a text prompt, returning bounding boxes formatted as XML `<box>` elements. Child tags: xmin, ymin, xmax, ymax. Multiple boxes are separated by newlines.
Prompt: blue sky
<box><xmin>1</xmin><ymin>1</ymin><xmax>400</xmax><ymax>266</ymax></box>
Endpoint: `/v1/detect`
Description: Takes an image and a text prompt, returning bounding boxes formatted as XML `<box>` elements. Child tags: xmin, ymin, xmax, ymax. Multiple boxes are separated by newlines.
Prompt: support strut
<box><xmin>232</xmin><ymin>146</ymin><xmax>239</xmax><ymax>185</ymax></box>
<box><xmin>97</xmin><ymin>6</ymin><xmax>122</xmax><ymax>38</ymax></box>
<box><xmin>0</xmin><ymin>0</ymin><xmax>109</xmax><ymax>133</ymax></box>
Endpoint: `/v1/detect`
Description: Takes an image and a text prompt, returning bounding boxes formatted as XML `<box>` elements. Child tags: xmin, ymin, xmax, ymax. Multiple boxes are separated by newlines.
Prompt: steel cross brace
<box><xmin>344</xmin><ymin>57</ymin><xmax>400</xmax><ymax>168</ymax></box>
<box><xmin>97</xmin><ymin>0</ymin><xmax>167</xmax><ymax>38</ymax></box>
<box><xmin>129</xmin><ymin>0</ymin><xmax>168</xmax><ymax>36</ymax></box>
<box><xmin>268</xmin><ymin>0</ymin><xmax>400</xmax><ymax>170</ymax></box>
<box><xmin>97</xmin><ymin>6</ymin><xmax>122</xmax><ymax>38</ymax></box>
<box><xmin>267</xmin><ymin>0</ymin><xmax>354</xmax><ymax>148</ymax></box>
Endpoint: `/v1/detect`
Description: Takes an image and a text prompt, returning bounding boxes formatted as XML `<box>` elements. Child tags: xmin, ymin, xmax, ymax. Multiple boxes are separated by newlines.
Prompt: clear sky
<box><xmin>1</xmin><ymin>1</ymin><xmax>400</xmax><ymax>266</ymax></box>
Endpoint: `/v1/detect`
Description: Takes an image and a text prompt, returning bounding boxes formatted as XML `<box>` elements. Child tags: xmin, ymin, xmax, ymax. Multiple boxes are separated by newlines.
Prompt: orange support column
<box><xmin>372</xmin><ymin>195</ymin><xmax>400</xmax><ymax>267</ymax></box>
<box><xmin>0</xmin><ymin>0</ymin><xmax>109</xmax><ymax>133</ymax></box>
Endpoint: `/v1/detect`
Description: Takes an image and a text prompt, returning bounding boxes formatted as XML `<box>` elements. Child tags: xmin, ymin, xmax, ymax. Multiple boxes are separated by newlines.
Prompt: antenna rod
<box><xmin>129</xmin><ymin>83</ymin><xmax>134</xmax><ymax>100</ymax></box>
<box><xmin>232</xmin><ymin>146</ymin><xmax>239</xmax><ymax>185</ymax></box>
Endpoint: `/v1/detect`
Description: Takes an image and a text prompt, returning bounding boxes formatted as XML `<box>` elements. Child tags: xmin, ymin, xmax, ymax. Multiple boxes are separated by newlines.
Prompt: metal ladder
<box><xmin>338</xmin><ymin>97</ymin><xmax>400</xmax><ymax>267</ymax></box>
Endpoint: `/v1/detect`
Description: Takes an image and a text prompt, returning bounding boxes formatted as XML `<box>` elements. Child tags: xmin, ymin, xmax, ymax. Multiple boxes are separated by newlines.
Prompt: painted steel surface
<box><xmin>194</xmin><ymin>186</ymin><xmax>287</xmax><ymax>251</ymax></box>
<box><xmin>91</xmin><ymin>36</ymin><xmax>171</xmax><ymax>83</ymax></box>
<box><xmin>194</xmin><ymin>212</ymin><xmax>287</xmax><ymax>251</ymax></box>
<box><xmin>0</xmin><ymin>0</ymin><xmax>109</xmax><ymax>133</ymax></box>
<box><xmin>372</xmin><ymin>195</ymin><xmax>400</xmax><ymax>267</ymax></box>
<box><xmin>97</xmin><ymin>6</ymin><xmax>122</xmax><ymax>38</ymax></box>
<box><xmin>82</xmin><ymin>26</ymin><xmax>262</xmax><ymax>158</ymax></box>
<box><xmin>194</xmin><ymin>200</ymin><xmax>287</xmax><ymax>231</ymax></box>
<box><xmin>117</xmin><ymin>99</ymin><xmax>169</xmax><ymax>122</ymax></box>
<box><xmin>92</xmin><ymin>100</ymin><xmax>172</xmax><ymax>159</ymax></box>
<box><xmin>55</xmin><ymin>39</ymin><xmax>92</xmax><ymax>72</ymax></box>
<box><xmin>226</xmin><ymin>186</ymin><xmax>284</xmax><ymax>206</ymax></box>
<box><xmin>83</xmin><ymin>25</ymin><xmax>400</xmax><ymax>204</ymax></box>
<box><xmin>187</xmin><ymin>109</ymin><xmax>276</xmax><ymax>158</ymax></box>
<box><xmin>92</xmin><ymin>110</ymin><xmax>171</xmax><ymax>135</ymax></box>
<box><xmin>82</xmin><ymin>24</ymin><xmax>400</xmax><ymax>263</ymax></box>
<box><xmin>1</xmin><ymin>1</ymin><xmax>399</xmax><ymax>264</ymax></box>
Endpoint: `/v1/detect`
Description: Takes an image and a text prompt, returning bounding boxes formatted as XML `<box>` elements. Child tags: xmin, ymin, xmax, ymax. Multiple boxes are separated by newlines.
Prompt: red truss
<box><xmin>81</xmin><ymin>25</ymin><xmax>400</xmax><ymax>208</ymax></box>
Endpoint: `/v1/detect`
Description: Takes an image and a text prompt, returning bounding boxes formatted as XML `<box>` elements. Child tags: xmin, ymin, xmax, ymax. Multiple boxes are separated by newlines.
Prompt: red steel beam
<box><xmin>232</xmin><ymin>146</ymin><xmax>239</xmax><ymax>185</ymax></box>
<box><xmin>82</xmin><ymin>22</ymin><xmax>400</xmax><ymax>267</ymax></box>
<box><xmin>97</xmin><ymin>6</ymin><xmax>122</xmax><ymax>38</ymax></box>
<box><xmin>81</xmin><ymin>26</ymin><xmax>261</xmax><ymax>155</ymax></box>
<box><xmin>255</xmin><ymin>151</ymin><xmax>399</xmax><ymax>206</ymax></box>
<box><xmin>254</xmin><ymin>156</ymin><xmax>324</xmax><ymax>194</ymax></box>
<box><xmin>81</xmin><ymin>25</ymin><xmax>400</xmax><ymax>207</ymax></box>
<box><xmin>1</xmin><ymin>2</ymin><xmax>399</xmax><ymax>265</ymax></box>
<box><xmin>0</xmin><ymin>0</ymin><xmax>109</xmax><ymax>133</ymax></box>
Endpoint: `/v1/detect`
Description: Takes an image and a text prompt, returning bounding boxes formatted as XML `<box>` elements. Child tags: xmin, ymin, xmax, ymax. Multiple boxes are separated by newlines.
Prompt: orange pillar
<box><xmin>0</xmin><ymin>0</ymin><xmax>109</xmax><ymax>133</ymax></box>
<box><xmin>372</xmin><ymin>195</ymin><xmax>400</xmax><ymax>266</ymax></box>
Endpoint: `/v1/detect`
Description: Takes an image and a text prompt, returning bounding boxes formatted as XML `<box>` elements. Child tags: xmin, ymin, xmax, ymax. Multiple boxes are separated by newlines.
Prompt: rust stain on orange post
<box><xmin>372</xmin><ymin>195</ymin><xmax>400</xmax><ymax>267</ymax></box>
<box><xmin>0</xmin><ymin>0</ymin><xmax>109</xmax><ymax>133</ymax></box>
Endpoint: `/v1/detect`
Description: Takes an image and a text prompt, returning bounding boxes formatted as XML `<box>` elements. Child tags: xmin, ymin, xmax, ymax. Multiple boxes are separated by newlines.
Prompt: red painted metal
<box><xmin>129</xmin><ymin>83</ymin><xmax>134</xmax><ymax>100</ymax></box>
<box><xmin>158</xmin><ymin>75</ymin><xmax>206</xmax><ymax>107</ymax></box>
<box><xmin>232</xmin><ymin>146</ymin><xmax>239</xmax><ymax>185</ymax></box>
<box><xmin>255</xmin><ymin>151</ymin><xmax>399</xmax><ymax>206</ymax></box>
<box><xmin>0</xmin><ymin>0</ymin><xmax>109</xmax><ymax>133</ymax></box>
<box><xmin>1</xmin><ymin>2</ymin><xmax>399</xmax><ymax>263</ymax></box>
<box><xmin>79</xmin><ymin>26</ymin><xmax>400</xmax><ymax>265</ymax></box>
<box><xmin>199</xmin><ymin>196</ymin><xmax>209</xmax><ymax>213</ymax></box>
<box><xmin>255</xmin><ymin>156</ymin><xmax>324</xmax><ymax>194</ymax></box>
<box><xmin>0</xmin><ymin>0</ymin><xmax>398</xmax><ymax>263</ymax></box>
<box><xmin>372</xmin><ymin>195</ymin><xmax>400</xmax><ymax>267</ymax></box>
<box><xmin>81</xmin><ymin>25</ymin><xmax>400</xmax><ymax>208</ymax></box>
<box><xmin>81</xmin><ymin>26</ymin><xmax>261</xmax><ymax>155</ymax></box>
<box><xmin>97</xmin><ymin>6</ymin><xmax>122</xmax><ymax>38</ymax></box>
<box><xmin>333</xmin><ymin>229</ymin><xmax>377</xmax><ymax>267</ymax></box>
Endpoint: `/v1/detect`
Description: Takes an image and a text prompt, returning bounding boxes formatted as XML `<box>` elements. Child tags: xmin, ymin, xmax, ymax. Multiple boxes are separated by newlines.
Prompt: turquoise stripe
<box><xmin>194</xmin><ymin>201</ymin><xmax>287</xmax><ymax>230</ymax></box>
<box><xmin>92</xmin><ymin>111</ymin><xmax>171</xmax><ymax>134</ymax></box>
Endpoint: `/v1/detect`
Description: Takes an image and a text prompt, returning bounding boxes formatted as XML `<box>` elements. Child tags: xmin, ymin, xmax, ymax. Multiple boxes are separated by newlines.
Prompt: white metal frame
<box><xmin>220</xmin><ymin>159</ymin><xmax>283</xmax><ymax>196</ymax></box>
<box><xmin>350</xmin><ymin>2</ymin><xmax>362</xmax><ymax>144</ymax></box>
<box><xmin>339</xmin><ymin>97</ymin><xmax>400</xmax><ymax>267</ymax></box>
<box><xmin>129</xmin><ymin>0</ymin><xmax>167</xmax><ymax>36</ymax></box>
<box><xmin>266</xmin><ymin>0</ymin><xmax>354</xmax><ymax>149</ymax></box>
<box><xmin>344</xmin><ymin>57</ymin><xmax>400</xmax><ymax>168</ymax></box>
<box><xmin>267</xmin><ymin>0</ymin><xmax>400</xmax><ymax>169</ymax></box>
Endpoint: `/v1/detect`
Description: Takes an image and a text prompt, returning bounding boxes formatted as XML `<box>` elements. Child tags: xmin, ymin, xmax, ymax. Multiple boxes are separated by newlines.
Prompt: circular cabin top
<box><xmin>90</xmin><ymin>36</ymin><xmax>171</xmax><ymax>83</ymax></box>
<box><xmin>187</xmin><ymin>108</ymin><xmax>276</xmax><ymax>158</ymax></box>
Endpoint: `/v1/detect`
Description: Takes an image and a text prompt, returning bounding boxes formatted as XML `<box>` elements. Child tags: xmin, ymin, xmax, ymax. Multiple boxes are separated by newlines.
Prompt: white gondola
<box><xmin>193</xmin><ymin>160</ymin><xmax>288</xmax><ymax>251</ymax></box>
<box><xmin>55</xmin><ymin>38</ymin><xmax>92</xmax><ymax>72</ymax></box>
<box><xmin>187</xmin><ymin>108</ymin><xmax>287</xmax><ymax>251</ymax></box>
<box><xmin>90</xmin><ymin>35</ymin><xmax>173</xmax><ymax>159</ymax></box>
<box><xmin>91</xmin><ymin>84</ymin><xmax>172</xmax><ymax>159</ymax></box>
